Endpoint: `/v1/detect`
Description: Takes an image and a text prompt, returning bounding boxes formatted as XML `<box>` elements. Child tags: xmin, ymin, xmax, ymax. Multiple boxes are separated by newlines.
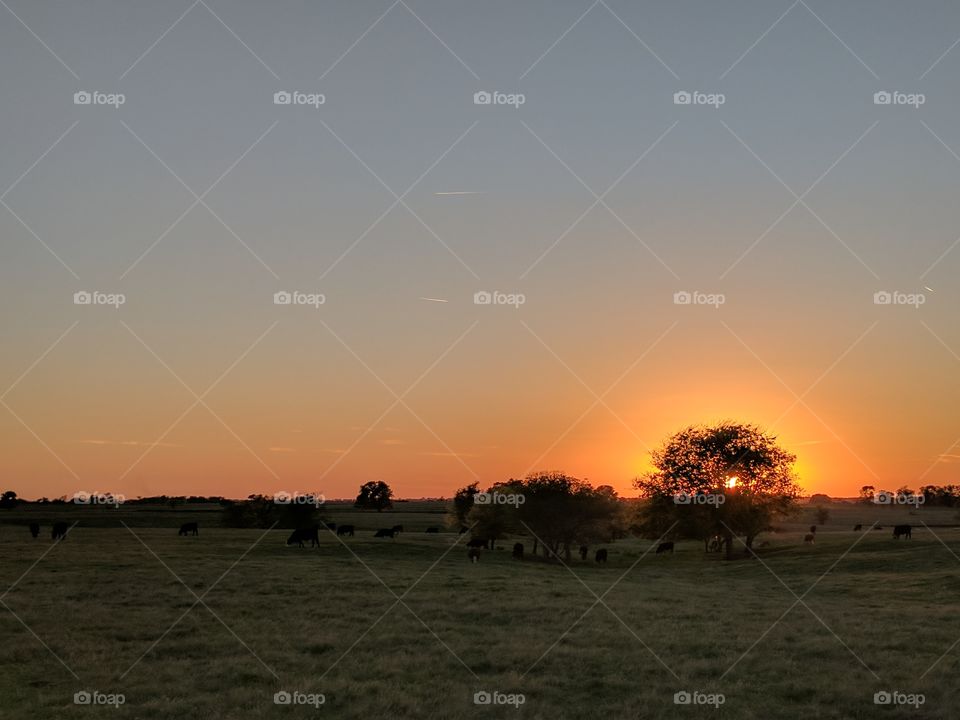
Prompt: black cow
<box><xmin>656</xmin><ymin>541</ymin><xmax>674</xmax><ymax>554</ymax></box>
<box><xmin>512</xmin><ymin>542</ymin><xmax>524</xmax><ymax>559</ymax></box>
<box><xmin>467</xmin><ymin>548</ymin><xmax>481</xmax><ymax>563</ymax></box>
<box><xmin>29</xmin><ymin>522</ymin><xmax>40</xmax><ymax>538</ymax></box>
<box><xmin>178</xmin><ymin>522</ymin><xmax>198</xmax><ymax>536</ymax></box>
<box><xmin>810</xmin><ymin>525</ymin><xmax>817</xmax><ymax>534</ymax></box>
<box><xmin>579</xmin><ymin>545</ymin><xmax>588</xmax><ymax>561</ymax></box>
<box><xmin>803</xmin><ymin>533</ymin><xmax>815</xmax><ymax>544</ymax></box>
<box><xmin>336</xmin><ymin>524</ymin><xmax>354</xmax><ymax>537</ymax></box>
<box><xmin>466</xmin><ymin>538</ymin><xmax>488</xmax><ymax>549</ymax></box>
<box><xmin>374</xmin><ymin>528</ymin><xmax>395</xmax><ymax>538</ymax></box>
<box><xmin>595</xmin><ymin>548</ymin><xmax>608</xmax><ymax>563</ymax></box>
<box><xmin>287</xmin><ymin>526</ymin><xmax>320</xmax><ymax>547</ymax></box>
<box><xmin>893</xmin><ymin>524</ymin><xmax>912</xmax><ymax>540</ymax></box>
<box><xmin>392</xmin><ymin>525</ymin><xmax>404</xmax><ymax>534</ymax></box>
<box><xmin>425</xmin><ymin>526</ymin><xmax>440</xmax><ymax>534</ymax></box>
<box><xmin>51</xmin><ymin>522</ymin><xmax>68</xmax><ymax>541</ymax></box>
<box><xmin>853</xmin><ymin>524</ymin><xmax>862</xmax><ymax>531</ymax></box>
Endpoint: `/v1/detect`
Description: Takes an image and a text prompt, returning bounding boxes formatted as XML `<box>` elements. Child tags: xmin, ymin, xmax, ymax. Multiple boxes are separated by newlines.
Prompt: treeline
<box><xmin>859</xmin><ymin>485</ymin><xmax>960</xmax><ymax>507</ymax></box>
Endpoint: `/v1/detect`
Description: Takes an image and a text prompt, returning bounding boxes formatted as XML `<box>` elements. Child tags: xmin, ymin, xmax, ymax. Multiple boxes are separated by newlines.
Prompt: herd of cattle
<box><xmin>20</xmin><ymin>520</ymin><xmax>917</xmax><ymax>562</ymax></box>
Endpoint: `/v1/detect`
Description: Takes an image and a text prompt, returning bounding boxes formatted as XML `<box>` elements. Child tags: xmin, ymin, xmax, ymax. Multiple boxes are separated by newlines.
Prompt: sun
<box><xmin>725</xmin><ymin>476</ymin><xmax>738</xmax><ymax>489</ymax></box>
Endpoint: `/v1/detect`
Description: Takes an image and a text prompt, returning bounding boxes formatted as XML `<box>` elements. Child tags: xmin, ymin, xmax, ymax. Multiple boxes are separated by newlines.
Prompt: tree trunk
<box><xmin>563</xmin><ymin>542</ymin><xmax>571</xmax><ymax>562</ymax></box>
<box><xmin>532</xmin><ymin>539</ymin><xmax>538</xmax><ymax>555</ymax></box>
<box><xmin>724</xmin><ymin>531</ymin><xmax>734</xmax><ymax>560</ymax></box>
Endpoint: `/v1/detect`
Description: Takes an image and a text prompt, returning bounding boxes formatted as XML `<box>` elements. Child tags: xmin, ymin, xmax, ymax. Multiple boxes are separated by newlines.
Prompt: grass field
<box><xmin>1</xmin><ymin>501</ymin><xmax>958</xmax><ymax>719</ymax></box>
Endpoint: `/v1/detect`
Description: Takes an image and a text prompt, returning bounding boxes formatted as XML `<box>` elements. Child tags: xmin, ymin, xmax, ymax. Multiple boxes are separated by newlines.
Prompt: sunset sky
<box><xmin>2</xmin><ymin>1</ymin><xmax>959</xmax><ymax>500</ymax></box>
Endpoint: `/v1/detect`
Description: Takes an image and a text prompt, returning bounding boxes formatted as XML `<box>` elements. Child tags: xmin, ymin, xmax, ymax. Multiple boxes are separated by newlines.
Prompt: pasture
<box><xmin>1</xmin><ymin>501</ymin><xmax>959</xmax><ymax>719</ymax></box>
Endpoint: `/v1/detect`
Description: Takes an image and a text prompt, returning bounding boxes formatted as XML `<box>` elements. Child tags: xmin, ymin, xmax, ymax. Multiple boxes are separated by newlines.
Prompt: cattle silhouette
<box><xmin>51</xmin><ymin>522</ymin><xmax>69</xmax><ymax>541</ymax></box>
<box><xmin>892</xmin><ymin>524</ymin><xmax>912</xmax><ymax>539</ymax></box>
<box><xmin>178</xmin><ymin>522</ymin><xmax>198</xmax><ymax>536</ymax></box>
<box><xmin>853</xmin><ymin>524</ymin><xmax>862</xmax><ymax>531</ymax></box>
<box><xmin>425</xmin><ymin>526</ymin><xmax>440</xmax><ymax>533</ymax></box>
<box><xmin>466</xmin><ymin>538</ymin><xmax>488</xmax><ymax>549</ymax></box>
<box><xmin>512</xmin><ymin>542</ymin><xmax>524</xmax><ymax>559</ymax></box>
<box><xmin>810</xmin><ymin>525</ymin><xmax>817</xmax><ymax>534</ymax></box>
<box><xmin>391</xmin><ymin>525</ymin><xmax>404</xmax><ymax>534</ymax></box>
<box><xmin>595</xmin><ymin>548</ymin><xmax>607</xmax><ymax>563</ymax></box>
<box><xmin>374</xmin><ymin>528</ymin><xmax>395</xmax><ymax>538</ymax></box>
<box><xmin>336</xmin><ymin>525</ymin><xmax>354</xmax><ymax>537</ymax></box>
<box><xmin>29</xmin><ymin>522</ymin><xmax>40</xmax><ymax>538</ymax></box>
<box><xmin>287</xmin><ymin>526</ymin><xmax>320</xmax><ymax>547</ymax></box>
<box><xmin>579</xmin><ymin>545</ymin><xmax>588</xmax><ymax>560</ymax></box>
<box><xmin>656</xmin><ymin>541</ymin><xmax>674</xmax><ymax>554</ymax></box>
<box><xmin>467</xmin><ymin>548</ymin><xmax>481</xmax><ymax>563</ymax></box>
<box><xmin>803</xmin><ymin>533</ymin><xmax>815</xmax><ymax>544</ymax></box>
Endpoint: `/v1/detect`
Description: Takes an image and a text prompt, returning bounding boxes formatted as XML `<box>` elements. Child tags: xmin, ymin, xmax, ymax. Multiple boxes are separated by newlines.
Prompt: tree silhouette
<box><xmin>354</xmin><ymin>480</ymin><xmax>393</xmax><ymax>512</ymax></box>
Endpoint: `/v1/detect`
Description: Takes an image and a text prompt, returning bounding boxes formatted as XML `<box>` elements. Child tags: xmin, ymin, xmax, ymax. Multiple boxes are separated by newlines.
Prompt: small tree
<box><xmin>355</xmin><ymin>480</ymin><xmax>393</xmax><ymax>512</ymax></box>
<box><xmin>858</xmin><ymin>486</ymin><xmax>875</xmax><ymax>505</ymax></box>
<box><xmin>0</xmin><ymin>490</ymin><xmax>18</xmax><ymax>509</ymax></box>
<box><xmin>451</xmin><ymin>481</ymin><xmax>480</xmax><ymax>528</ymax></box>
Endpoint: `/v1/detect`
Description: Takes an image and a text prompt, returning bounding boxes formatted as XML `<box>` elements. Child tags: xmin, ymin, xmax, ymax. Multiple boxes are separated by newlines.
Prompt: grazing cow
<box><xmin>425</xmin><ymin>526</ymin><xmax>440</xmax><ymax>534</ymax></box>
<box><xmin>892</xmin><ymin>524</ymin><xmax>912</xmax><ymax>540</ymax></box>
<box><xmin>809</xmin><ymin>525</ymin><xmax>817</xmax><ymax>534</ymax></box>
<box><xmin>29</xmin><ymin>522</ymin><xmax>40</xmax><ymax>539</ymax></box>
<box><xmin>656</xmin><ymin>541</ymin><xmax>674</xmax><ymax>554</ymax></box>
<box><xmin>467</xmin><ymin>548</ymin><xmax>481</xmax><ymax>563</ymax></box>
<box><xmin>287</xmin><ymin>526</ymin><xmax>320</xmax><ymax>547</ymax></box>
<box><xmin>466</xmin><ymin>538</ymin><xmax>488</xmax><ymax>549</ymax></box>
<box><xmin>512</xmin><ymin>542</ymin><xmax>524</xmax><ymax>559</ymax></box>
<box><xmin>178</xmin><ymin>522</ymin><xmax>199</xmax><ymax>536</ymax></box>
<box><xmin>51</xmin><ymin>522</ymin><xmax>68</xmax><ymax>541</ymax></box>
<box><xmin>391</xmin><ymin>525</ymin><xmax>404</xmax><ymax>534</ymax></box>
<box><xmin>803</xmin><ymin>533</ymin><xmax>815</xmax><ymax>544</ymax></box>
<box><xmin>579</xmin><ymin>545</ymin><xmax>588</xmax><ymax>561</ymax></box>
<box><xmin>853</xmin><ymin>524</ymin><xmax>862</xmax><ymax>531</ymax></box>
<box><xmin>595</xmin><ymin>548</ymin><xmax>608</xmax><ymax>564</ymax></box>
<box><xmin>374</xmin><ymin>528</ymin><xmax>396</xmax><ymax>538</ymax></box>
<box><xmin>336</xmin><ymin>525</ymin><xmax>355</xmax><ymax>537</ymax></box>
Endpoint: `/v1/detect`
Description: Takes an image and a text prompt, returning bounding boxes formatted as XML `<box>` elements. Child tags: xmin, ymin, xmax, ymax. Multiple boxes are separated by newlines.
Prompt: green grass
<box><xmin>1</xmin><ymin>502</ymin><xmax>958</xmax><ymax>719</ymax></box>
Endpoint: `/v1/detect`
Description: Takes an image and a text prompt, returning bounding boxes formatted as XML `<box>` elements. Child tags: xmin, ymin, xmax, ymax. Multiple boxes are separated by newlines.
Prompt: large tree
<box><xmin>635</xmin><ymin>422</ymin><xmax>801</xmax><ymax>558</ymax></box>
<box><xmin>354</xmin><ymin>480</ymin><xmax>394</xmax><ymax>512</ymax></box>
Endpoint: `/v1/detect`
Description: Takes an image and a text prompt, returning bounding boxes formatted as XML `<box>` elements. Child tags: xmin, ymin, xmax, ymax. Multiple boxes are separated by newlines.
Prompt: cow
<box><xmin>336</xmin><ymin>524</ymin><xmax>355</xmax><ymax>537</ymax></box>
<box><xmin>51</xmin><ymin>522</ymin><xmax>68</xmax><ymax>541</ymax></box>
<box><xmin>467</xmin><ymin>548</ymin><xmax>481</xmax><ymax>563</ymax></box>
<box><xmin>287</xmin><ymin>526</ymin><xmax>320</xmax><ymax>547</ymax></box>
<box><xmin>425</xmin><ymin>526</ymin><xmax>440</xmax><ymax>534</ymax></box>
<box><xmin>656</xmin><ymin>541</ymin><xmax>674</xmax><ymax>554</ymax></box>
<box><xmin>579</xmin><ymin>545</ymin><xmax>588</xmax><ymax>561</ymax></box>
<box><xmin>809</xmin><ymin>525</ymin><xmax>817</xmax><ymax>534</ymax></box>
<box><xmin>374</xmin><ymin>528</ymin><xmax>395</xmax><ymax>538</ymax></box>
<box><xmin>595</xmin><ymin>548</ymin><xmax>608</xmax><ymax>563</ymax></box>
<box><xmin>512</xmin><ymin>542</ymin><xmax>524</xmax><ymax>559</ymax></box>
<box><xmin>391</xmin><ymin>525</ymin><xmax>404</xmax><ymax>534</ymax></box>
<box><xmin>178</xmin><ymin>522</ymin><xmax>199</xmax><ymax>536</ymax></box>
<box><xmin>803</xmin><ymin>533</ymin><xmax>815</xmax><ymax>544</ymax></box>
<box><xmin>29</xmin><ymin>522</ymin><xmax>40</xmax><ymax>538</ymax></box>
<box><xmin>853</xmin><ymin>524</ymin><xmax>863</xmax><ymax>531</ymax></box>
<box><xmin>466</xmin><ymin>538</ymin><xmax>488</xmax><ymax>549</ymax></box>
<box><xmin>892</xmin><ymin>524</ymin><xmax>912</xmax><ymax>540</ymax></box>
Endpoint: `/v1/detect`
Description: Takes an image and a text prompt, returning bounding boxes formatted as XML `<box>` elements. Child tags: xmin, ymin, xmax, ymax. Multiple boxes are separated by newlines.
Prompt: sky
<box><xmin>1</xmin><ymin>0</ymin><xmax>959</xmax><ymax>501</ymax></box>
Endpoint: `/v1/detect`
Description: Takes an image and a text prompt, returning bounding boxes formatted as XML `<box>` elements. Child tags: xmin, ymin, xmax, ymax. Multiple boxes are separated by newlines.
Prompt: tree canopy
<box><xmin>354</xmin><ymin>480</ymin><xmax>394</xmax><ymax>512</ymax></box>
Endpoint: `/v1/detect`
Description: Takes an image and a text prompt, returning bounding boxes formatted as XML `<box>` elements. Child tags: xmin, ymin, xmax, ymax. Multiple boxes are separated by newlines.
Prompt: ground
<box><xmin>0</xmin><ymin>501</ymin><xmax>957</xmax><ymax>719</ymax></box>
